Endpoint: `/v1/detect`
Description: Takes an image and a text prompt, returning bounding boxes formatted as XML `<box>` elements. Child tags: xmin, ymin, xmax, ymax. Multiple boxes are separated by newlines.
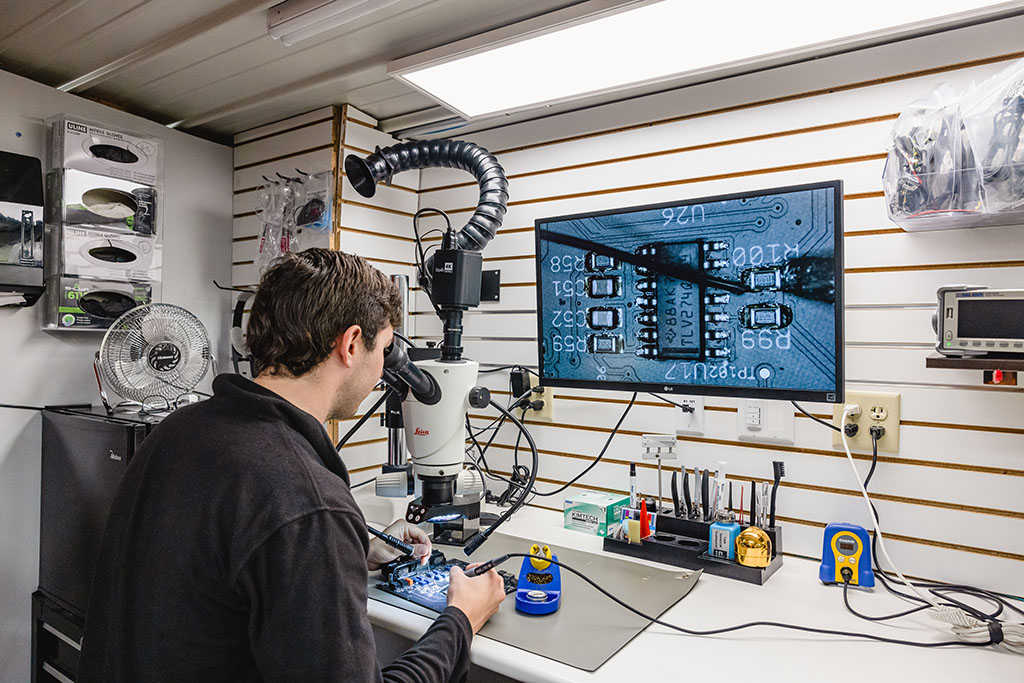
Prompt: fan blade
<box><xmin>141</xmin><ymin>314</ymin><xmax>171</xmax><ymax>345</ymax></box>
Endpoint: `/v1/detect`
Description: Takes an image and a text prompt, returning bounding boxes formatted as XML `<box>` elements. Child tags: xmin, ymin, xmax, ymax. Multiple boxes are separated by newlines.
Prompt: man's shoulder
<box><xmin>142</xmin><ymin>398</ymin><xmax>360</xmax><ymax>517</ymax></box>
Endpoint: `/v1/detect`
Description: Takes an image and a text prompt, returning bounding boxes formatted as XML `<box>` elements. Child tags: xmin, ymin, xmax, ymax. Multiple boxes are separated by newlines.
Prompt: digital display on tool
<box><xmin>819</xmin><ymin>522</ymin><xmax>874</xmax><ymax>587</ymax></box>
<box><xmin>534</xmin><ymin>181</ymin><xmax>844</xmax><ymax>403</ymax></box>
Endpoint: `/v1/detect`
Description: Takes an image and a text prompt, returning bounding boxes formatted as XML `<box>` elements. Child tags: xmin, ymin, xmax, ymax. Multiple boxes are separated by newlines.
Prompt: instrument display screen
<box><xmin>958</xmin><ymin>299</ymin><xmax>1024</xmax><ymax>339</ymax></box>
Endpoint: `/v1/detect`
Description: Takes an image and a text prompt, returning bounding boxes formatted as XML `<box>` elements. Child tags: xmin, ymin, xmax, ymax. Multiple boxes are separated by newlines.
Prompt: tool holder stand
<box><xmin>603</xmin><ymin>514</ymin><xmax>784</xmax><ymax>585</ymax></box>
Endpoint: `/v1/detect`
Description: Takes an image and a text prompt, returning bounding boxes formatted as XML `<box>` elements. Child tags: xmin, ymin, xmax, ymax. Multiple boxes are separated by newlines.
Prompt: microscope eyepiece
<box><xmin>383</xmin><ymin>342</ymin><xmax>442</xmax><ymax>405</ymax></box>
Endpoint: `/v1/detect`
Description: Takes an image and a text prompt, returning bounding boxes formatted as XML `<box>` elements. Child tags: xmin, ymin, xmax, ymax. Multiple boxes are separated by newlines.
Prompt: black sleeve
<box><xmin>235</xmin><ymin>510</ymin><xmax>474</xmax><ymax>683</ymax></box>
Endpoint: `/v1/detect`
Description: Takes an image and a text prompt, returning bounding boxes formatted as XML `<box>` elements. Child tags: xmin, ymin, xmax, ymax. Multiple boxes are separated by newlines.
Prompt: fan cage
<box><xmin>99</xmin><ymin>303</ymin><xmax>211</xmax><ymax>403</ymax></box>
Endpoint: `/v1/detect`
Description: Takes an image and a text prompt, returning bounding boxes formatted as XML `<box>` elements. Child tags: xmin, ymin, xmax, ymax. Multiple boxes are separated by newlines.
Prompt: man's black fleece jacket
<box><xmin>78</xmin><ymin>374</ymin><xmax>473</xmax><ymax>682</ymax></box>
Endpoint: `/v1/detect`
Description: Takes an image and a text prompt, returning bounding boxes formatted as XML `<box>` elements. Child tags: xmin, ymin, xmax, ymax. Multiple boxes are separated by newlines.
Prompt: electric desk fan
<box><xmin>94</xmin><ymin>303</ymin><xmax>212</xmax><ymax>414</ymax></box>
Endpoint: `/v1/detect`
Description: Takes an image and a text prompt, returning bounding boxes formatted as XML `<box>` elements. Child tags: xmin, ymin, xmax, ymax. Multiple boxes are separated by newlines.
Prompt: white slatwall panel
<box><xmin>232</xmin><ymin>106</ymin><xmax>338</xmax><ymax>289</ymax></box>
<box><xmin>416</xmin><ymin>25</ymin><xmax>1024</xmax><ymax>595</ymax></box>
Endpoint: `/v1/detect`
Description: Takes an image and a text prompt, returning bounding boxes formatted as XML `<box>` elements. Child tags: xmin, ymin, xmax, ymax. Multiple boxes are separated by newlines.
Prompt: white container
<box><xmin>58</xmin><ymin>227</ymin><xmax>160</xmax><ymax>282</ymax></box>
<box><xmin>49</xmin><ymin>115</ymin><xmax>162</xmax><ymax>186</ymax></box>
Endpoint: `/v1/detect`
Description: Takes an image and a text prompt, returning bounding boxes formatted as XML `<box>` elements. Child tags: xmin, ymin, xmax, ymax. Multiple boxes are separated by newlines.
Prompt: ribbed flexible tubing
<box><xmin>344</xmin><ymin>139</ymin><xmax>508</xmax><ymax>252</ymax></box>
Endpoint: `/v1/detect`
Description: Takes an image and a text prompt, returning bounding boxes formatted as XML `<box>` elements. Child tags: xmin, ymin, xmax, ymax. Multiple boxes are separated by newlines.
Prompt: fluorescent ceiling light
<box><xmin>390</xmin><ymin>0</ymin><xmax>1023</xmax><ymax>119</ymax></box>
<box><xmin>267</xmin><ymin>0</ymin><xmax>401</xmax><ymax>46</ymax></box>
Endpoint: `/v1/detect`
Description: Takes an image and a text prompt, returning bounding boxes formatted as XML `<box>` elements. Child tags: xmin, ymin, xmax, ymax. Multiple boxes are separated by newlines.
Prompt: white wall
<box><xmin>0</xmin><ymin>69</ymin><xmax>232</xmax><ymax>682</ymax></box>
<box><xmin>411</xmin><ymin>18</ymin><xmax>1024</xmax><ymax>596</ymax></box>
<box><xmin>231</xmin><ymin>105</ymin><xmax>421</xmax><ymax>485</ymax></box>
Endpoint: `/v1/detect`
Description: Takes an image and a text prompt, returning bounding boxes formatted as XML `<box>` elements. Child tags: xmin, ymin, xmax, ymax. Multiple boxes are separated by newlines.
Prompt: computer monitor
<box><xmin>533</xmin><ymin>180</ymin><xmax>843</xmax><ymax>403</ymax></box>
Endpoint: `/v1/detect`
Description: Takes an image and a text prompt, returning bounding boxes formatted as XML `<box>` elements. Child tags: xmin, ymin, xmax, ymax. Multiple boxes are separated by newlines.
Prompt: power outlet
<box><xmin>674</xmin><ymin>396</ymin><xmax>705</xmax><ymax>435</ymax></box>
<box><xmin>525</xmin><ymin>386</ymin><xmax>554</xmax><ymax>422</ymax></box>
<box><xmin>832</xmin><ymin>390</ymin><xmax>900</xmax><ymax>454</ymax></box>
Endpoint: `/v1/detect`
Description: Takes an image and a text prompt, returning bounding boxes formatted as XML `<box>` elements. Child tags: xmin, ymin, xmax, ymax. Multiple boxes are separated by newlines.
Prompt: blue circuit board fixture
<box><xmin>377</xmin><ymin>551</ymin><xmax>517</xmax><ymax>613</ymax></box>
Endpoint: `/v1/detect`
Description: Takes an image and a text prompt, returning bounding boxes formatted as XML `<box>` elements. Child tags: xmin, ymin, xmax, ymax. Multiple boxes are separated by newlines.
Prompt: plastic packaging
<box><xmin>961</xmin><ymin>58</ymin><xmax>1024</xmax><ymax>213</ymax></box>
<box><xmin>253</xmin><ymin>170</ymin><xmax>332</xmax><ymax>273</ymax></box>
<box><xmin>883</xmin><ymin>58</ymin><xmax>1024</xmax><ymax>230</ymax></box>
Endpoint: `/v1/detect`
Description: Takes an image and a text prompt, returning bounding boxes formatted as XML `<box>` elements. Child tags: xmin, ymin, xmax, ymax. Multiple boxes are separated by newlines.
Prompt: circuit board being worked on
<box><xmin>535</xmin><ymin>184</ymin><xmax>840</xmax><ymax>400</ymax></box>
<box><xmin>377</xmin><ymin>551</ymin><xmax>517</xmax><ymax>613</ymax></box>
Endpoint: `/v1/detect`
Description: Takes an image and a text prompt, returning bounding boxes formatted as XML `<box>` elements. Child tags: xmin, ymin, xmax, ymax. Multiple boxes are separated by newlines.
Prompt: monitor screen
<box><xmin>534</xmin><ymin>180</ymin><xmax>844</xmax><ymax>403</ymax></box>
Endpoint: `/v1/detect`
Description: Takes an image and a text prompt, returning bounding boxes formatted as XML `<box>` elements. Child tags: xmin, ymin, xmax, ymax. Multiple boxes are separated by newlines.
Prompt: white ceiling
<box><xmin>2</xmin><ymin>1</ymin><xmax>1023</xmax><ymax>144</ymax></box>
<box><xmin>0</xmin><ymin>0</ymin><xmax>586</xmax><ymax>142</ymax></box>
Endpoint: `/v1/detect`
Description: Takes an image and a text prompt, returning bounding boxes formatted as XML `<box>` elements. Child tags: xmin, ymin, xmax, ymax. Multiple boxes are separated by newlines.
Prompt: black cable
<box><xmin>848</xmin><ymin>431</ymin><xmax>1024</xmax><ymax>625</ymax></box>
<box><xmin>466</xmin><ymin>392</ymin><xmax>638</xmax><ymax>501</ymax></box>
<box><xmin>462</xmin><ymin>401</ymin><xmax>539</xmax><ymax>556</ymax></box>
<box><xmin>792</xmin><ymin>400</ymin><xmax>841</xmax><ymax>432</ymax></box>
<box><xmin>412</xmin><ymin>208</ymin><xmax>449</xmax><ymax>313</ymax></box>
<box><xmin>843</xmin><ymin>580</ymin><xmax>928</xmax><ymax>621</ymax></box>
<box><xmin>351</xmin><ymin>477</ymin><xmax>376</xmax><ymax>490</ymax></box>
<box><xmin>512</xmin><ymin>407</ymin><xmax>527</xmax><ymax>469</ymax></box>
<box><xmin>336</xmin><ymin>389</ymin><xmax>392</xmax><ymax>450</ymax></box>
<box><xmin>648</xmin><ymin>393</ymin><xmax>691</xmax><ymax>410</ymax></box>
<box><xmin>489</xmin><ymin>554</ymin><xmax>992</xmax><ymax>649</ymax></box>
<box><xmin>0</xmin><ymin>403</ymin><xmax>44</xmax><ymax>411</ymax></box>
<box><xmin>392</xmin><ymin>331</ymin><xmax>416</xmax><ymax>347</ymax></box>
<box><xmin>531</xmin><ymin>393</ymin><xmax>636</xmax><ymax>497</ymax></box>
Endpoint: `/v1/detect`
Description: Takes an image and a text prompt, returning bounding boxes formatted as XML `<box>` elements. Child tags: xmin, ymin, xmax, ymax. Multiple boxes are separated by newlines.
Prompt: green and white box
<box><xmin>564</xmin><ymin>491</ymin><xmax>630</xmax><ymax>537</ymax></box>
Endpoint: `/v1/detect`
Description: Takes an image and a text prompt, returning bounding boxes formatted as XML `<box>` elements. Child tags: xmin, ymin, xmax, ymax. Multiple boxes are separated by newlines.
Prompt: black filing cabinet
<box><xmin>34</xmin><ymin>408</ymin><xmax>160</xmax><ymax>682</ymax></box>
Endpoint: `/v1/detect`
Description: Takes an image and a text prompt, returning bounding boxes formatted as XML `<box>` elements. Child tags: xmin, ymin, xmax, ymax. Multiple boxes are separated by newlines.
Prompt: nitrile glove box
<box><xmin>50</xmin><ymin>115</ymin><xmax>163</xmax><ymax>186</ymax></box>
<box><xmin>53</xmin><ymin>227</ymin><xmax>160</xmax><ymax>282</ymax></box>
<box><xmin>563</xmin><ymin>491</ymin><xmax>630</xmax><ymax>536</ymax></box>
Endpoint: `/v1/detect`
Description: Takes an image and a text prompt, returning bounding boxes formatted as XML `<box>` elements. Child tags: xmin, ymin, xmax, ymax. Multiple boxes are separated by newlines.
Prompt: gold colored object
<box><xmin>736</xmin><ymin>527</ymin><xmax>772</xmax><ymax>568</ymax></box>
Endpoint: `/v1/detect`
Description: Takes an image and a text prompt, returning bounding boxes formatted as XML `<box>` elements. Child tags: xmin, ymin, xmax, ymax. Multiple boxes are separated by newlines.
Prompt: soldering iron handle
<box><xmin>463</xmin><ymin>554</ymin><xmax>511</xmax><ymax>577</ymax></box>
<box><xmin>367</xmin><ymin>525</ymin><xmax>415</xmax><ymax>556</ymax></box>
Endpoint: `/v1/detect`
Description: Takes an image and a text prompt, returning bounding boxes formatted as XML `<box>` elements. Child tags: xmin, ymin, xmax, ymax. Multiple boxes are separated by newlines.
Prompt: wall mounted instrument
<box><xmin>819</xmin><ymin>522</ymin><xmax>874</xmax><ymax>587</ymax></box>
<box><xmin>934</xmin><ymin>285</ymin><xmax>1024</xmax><ymax>355</ymax></box>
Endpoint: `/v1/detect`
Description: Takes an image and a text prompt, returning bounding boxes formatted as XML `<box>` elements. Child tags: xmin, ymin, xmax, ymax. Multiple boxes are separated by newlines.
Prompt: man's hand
<box><xmin>446</xmin><ymin>565</ymin><xmax>506</xmax><ymax>634</ymax></box>
<box><xmin>366</xmin><ymin>519</ymin><xmax>431</xmax><ymax>571</ymax></box>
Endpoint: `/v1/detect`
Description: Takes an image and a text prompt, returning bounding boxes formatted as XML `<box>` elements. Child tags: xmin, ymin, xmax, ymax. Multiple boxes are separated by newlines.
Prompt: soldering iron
<box><xmin>366</xmin><ymin>525</ymin><xmax>415</xmax><ymax>556</ymax></box>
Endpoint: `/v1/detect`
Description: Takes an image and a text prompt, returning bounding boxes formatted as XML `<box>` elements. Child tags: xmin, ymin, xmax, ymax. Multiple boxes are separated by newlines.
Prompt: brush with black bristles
<box><xmin>768</xmin><ymin>460</ymin><xmax>786</xmax><ymax>528</ymax></box>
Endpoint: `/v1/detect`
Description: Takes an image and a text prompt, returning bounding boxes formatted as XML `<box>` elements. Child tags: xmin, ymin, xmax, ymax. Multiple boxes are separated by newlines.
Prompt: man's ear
<box><xmin>335</xmin><ymin>325</ymin><xmax>363</xmax><ymax>368</ymax></box>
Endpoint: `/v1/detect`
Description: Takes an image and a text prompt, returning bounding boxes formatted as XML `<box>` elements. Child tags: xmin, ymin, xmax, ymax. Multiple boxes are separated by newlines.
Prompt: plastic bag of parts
<box><xmin>882</xmin><ymin>83</ymin><xmax>985</xmax><ymax>224</ymax></box>
<box><xmin>294</xmin><ymin>171</ymin><xmax>332</xmax><ymax>233</ymax></box>
<box><xmin>252</xmin><ymin>171</ymin><xmax>332</xmax><ymax>273</ymax></box>
<box><xmin>961</xmin><ymin>58</ymin><xmax>1024</xmax><ymax>212</ymax></box>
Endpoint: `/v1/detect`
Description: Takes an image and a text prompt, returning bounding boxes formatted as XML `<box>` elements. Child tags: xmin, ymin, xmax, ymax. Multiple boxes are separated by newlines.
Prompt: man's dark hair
<box><xmin>246</xmin><ymin>249</ymin><xmax>402</xmax><ymax>377</ymax></box>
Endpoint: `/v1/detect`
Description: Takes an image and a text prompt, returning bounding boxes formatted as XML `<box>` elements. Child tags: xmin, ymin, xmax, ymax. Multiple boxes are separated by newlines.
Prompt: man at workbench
<box><xmin>79</xmin><ymin>249</ymin><xmax>506</xmax><ymax>682</ymax></box>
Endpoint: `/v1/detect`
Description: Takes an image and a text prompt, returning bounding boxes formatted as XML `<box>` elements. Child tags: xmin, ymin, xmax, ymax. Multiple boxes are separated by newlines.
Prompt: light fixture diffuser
<box><xmin>389</xmin><ymin>0</ymin><xmax>1024</xmax><ymax>120</ymax></box>
<box><xmin>268</xmin><ymin>0</ymin><xmax>401</xmax><ymax>46</ymax></box>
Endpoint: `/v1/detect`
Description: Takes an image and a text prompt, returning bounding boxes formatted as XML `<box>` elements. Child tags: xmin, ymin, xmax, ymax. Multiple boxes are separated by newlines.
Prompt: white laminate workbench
<box><xmin>357</xmin><ymin>493</ymin><xmax>1021</xmax><ymax>683</ymax></box>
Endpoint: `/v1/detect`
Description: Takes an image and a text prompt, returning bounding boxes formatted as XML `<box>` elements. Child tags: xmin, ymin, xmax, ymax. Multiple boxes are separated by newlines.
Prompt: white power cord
<box><xmin>839</xmin><ymin>404</ymin><xmax>1024</xmax><ymax>654</ymax></box>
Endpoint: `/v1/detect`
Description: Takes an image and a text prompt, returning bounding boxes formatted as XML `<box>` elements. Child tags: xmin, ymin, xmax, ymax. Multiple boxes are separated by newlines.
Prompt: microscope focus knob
<box><xmin>468</xmin><ymin>385</ymin><xmax>491</xmax><ymax>409</ymax></box>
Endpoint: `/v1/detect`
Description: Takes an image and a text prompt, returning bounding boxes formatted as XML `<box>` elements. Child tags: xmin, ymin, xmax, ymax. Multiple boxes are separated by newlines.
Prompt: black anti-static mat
<box><xmin>368</xmin><ymin>532</ymin><xmax>701</xmax><ymax>671</ymax></box>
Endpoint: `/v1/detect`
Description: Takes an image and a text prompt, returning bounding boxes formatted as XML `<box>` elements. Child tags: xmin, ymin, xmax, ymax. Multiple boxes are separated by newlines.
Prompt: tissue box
<box><xmin>563</xmin><ymin>491</ymin><xmax>630</xmax><ymax>537</ymax></box>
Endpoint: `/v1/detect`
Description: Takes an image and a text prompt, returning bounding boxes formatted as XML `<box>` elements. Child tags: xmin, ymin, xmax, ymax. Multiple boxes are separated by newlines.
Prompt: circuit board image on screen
<box><xmin>534</xmin><ymin>181</ymin><xmax>843</xmax><ymax>403</ymax></box>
